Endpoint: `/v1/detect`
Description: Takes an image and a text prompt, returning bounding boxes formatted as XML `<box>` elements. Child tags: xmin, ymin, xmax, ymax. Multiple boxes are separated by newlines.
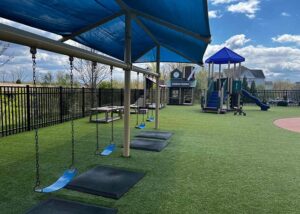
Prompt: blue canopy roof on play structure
<box><xmin>0</xmin><ymin>0</ymin><xmax>211</xmax><ymax>64</ymax></box>
<box><xmin>205</xmin><ymin>47</ymin><xmax>245</xmax><ymax>64</ymax></box>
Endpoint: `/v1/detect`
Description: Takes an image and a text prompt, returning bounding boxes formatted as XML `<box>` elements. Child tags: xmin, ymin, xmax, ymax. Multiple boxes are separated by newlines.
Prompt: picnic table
<box><xmin>90</xmin><ymin>106</ymin><xmax>124</xmax><ymax>123</ymax></box>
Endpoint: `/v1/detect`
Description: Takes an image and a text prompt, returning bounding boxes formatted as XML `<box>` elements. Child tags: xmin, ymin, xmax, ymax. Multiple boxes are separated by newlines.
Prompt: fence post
<box><xmin>26</xmin><ymin>85</ymin><xmax>31</xmax><ymax>131</ymax></box>
<box><xmin>121</xmin><ymin>89</ymin><xmax>124</xmax><ymax>106</ymax></box>
<box><xmin>82</xmin><ymin>87</ymin><xmax>85</xmax><ymax>117</ymax></box>
<box><xmin>99</xmin><ymin>88</ymin><xmax>102</xmax><ymax>107</ymax></box>
<box><xmin>59</xmin><ymin>86</ymin><xmax>63</xmax><ymax>123</ymax></box>
<box><xmin>0</xmin><ymin>87</ymin><xmax>3</xmax><ymax>136</ymax></box>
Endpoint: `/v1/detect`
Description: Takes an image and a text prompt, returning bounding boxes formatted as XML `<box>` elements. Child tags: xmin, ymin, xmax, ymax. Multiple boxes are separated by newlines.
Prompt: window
<box><xmin>172</xmin><ymin>89</ymin><xmax>179</xmax><ymax>98</ymax></box>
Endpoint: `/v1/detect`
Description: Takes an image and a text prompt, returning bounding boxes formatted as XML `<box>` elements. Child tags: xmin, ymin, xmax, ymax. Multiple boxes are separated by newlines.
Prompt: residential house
<box><xmin>224</xmin><ymin>66</ymin><xmax>266</xmax><ymax>87</ymax></box>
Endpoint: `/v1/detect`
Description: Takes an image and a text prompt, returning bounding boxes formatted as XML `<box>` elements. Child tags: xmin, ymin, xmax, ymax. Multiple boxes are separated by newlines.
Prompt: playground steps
<box><xmin>203</xmin><ymin>91</ymin><xmax>227</xmax><ymax>114</ymax></box>
<box><xmin>206</xmin><ymin>91</ymin><xmax>219</xmax><ymax>108</ymax></box>
<box><xmin>202</xmin><ymin>107</ymin><xmax>226</xmax><ymax>114</ymax></box>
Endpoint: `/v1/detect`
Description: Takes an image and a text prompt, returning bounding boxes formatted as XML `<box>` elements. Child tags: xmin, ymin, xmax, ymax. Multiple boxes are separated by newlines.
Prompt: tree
<box><xmin>55</xmin><ymin>71</ymin><xmax>70</xmax><ymax>87</ymax></box>
<box><xmin>160</xmin><ymin>64</ymin><xmax>174</xmax><ymax>81</ymax></box>
<box><xmin>73</xmin><ymin>58</ymin><xmax>110</xmax><ymax>88</ymax></box>
<box><xmin>98</xmin><ymin>80</ymin><xmax>123</xmax><ymax>89</ymax></box>
<box><xmin>250</xmin><ymin>81</ymin><xmax>257</xmax><ymax>94</ymax></box>
<box><xmin>0</xmin><ymin>41</ymin><xmax>13</xmax><ymax>68</ymax></box>
<box><xmin>41</xmin><ymin>71</ymin><xmax>54</xmax><ymax>86</ymax></box>
<box><xmin>242</xmin><ymin>76</ymin><xmax>249</xmax><ymax>91</ymax></box>
<box><xmin>0</xmin><ymin>41</ymin><xmax>14</xmax><ymax>82</ymax></box>
<box><xmin>195</xmin><ymin>68</ymin><xmax>208</xmax><ymax>91</ymax></box>
<box><xmin>256</xmin><ymin>85</ymin><xmax>265</xmax><ymax>90</ymax></box>
<box><xmin>10</xmin><ymin>68</ymin><xmax>28</xmax><ymax>83</ymax></box>
<box><xmin>98</xmin><ymin>81</ymin><xmax>111</xmax><ymax>89</ymax></box>
<box><xmin>273</xmin><ymin>80</ymin><xmax>294</xmax><ymax>90</ymax></box>
<box><xmin>1</xmin><ymin>70</ymin><xmax>8</xmax><ymax>83</ymax></box>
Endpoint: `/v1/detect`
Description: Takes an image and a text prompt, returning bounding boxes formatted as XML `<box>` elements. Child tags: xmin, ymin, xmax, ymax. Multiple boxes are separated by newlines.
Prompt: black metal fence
<box><xmin>0</xmin><ymin>85</ymin><xmax>143</xmax><ymax>137</ymax></box>
<box><xmin>243</xmin><ymin>90</ymin><xmax>300</xmax><ymax>106</ymax></box>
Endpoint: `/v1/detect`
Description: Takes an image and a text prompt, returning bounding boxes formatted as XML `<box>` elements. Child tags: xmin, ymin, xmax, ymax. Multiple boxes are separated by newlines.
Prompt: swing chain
<box><xmin>92</xmin><ymin>62</ymin><xmax>100</xmax><ymax>153</ymax></box>
<box><xmin>31</xmin><ymin>47</ymin><xmax>40</xmax><ymax>189</ymax></box>
<box><xmin>110</xmin><ymin>66</ymin><xmax>114</xmax><ymax>143</ymax></box>
<box><xmin>69</xmin><ymin>56</ymin><xmax>75</xmax><ymax>168</ymax></box>
<box><xmin>135</xmin><ymin>72</ymin><xmax>139</xmax><ymax>126</ymax></box>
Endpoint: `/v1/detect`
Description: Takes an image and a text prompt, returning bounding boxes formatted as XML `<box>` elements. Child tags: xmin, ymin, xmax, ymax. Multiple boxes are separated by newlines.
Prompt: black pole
<box><xmin>59</xmin><ymin>86</ymin><xmax>63</xmax><ymax>123</ymax></box>
<box><xmin>82</xmin><ymin>87</ymin><xmax>85</xmax><ymax>117</ymax></box>
<box><xmin>26</xmin><ymin>85</ymin><xmax>31</xmax><ymax>131</ymax></box>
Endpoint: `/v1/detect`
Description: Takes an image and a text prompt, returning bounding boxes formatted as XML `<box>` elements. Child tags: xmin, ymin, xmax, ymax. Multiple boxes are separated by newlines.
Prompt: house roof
<box><xmin>241</xmin><ymin>68</ymin><xmax>265</xmax><ymax>78</ymax></box>
<box><xmin>224</xmin><ymin>66</ymin><xmax>265</xmax><ymax>78</ymax></box>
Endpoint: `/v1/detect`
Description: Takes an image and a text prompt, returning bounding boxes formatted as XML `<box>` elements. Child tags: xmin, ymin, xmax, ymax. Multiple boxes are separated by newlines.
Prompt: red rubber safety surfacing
<box><xmin>274</xmin><ymin>118</ymin><xmax>300</xmax><ymax>133</ymax></box>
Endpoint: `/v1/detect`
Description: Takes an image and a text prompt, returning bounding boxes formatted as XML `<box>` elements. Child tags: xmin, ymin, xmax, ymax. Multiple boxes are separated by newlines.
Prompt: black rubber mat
<box><xmin>65</xmin><ymin>166</ymin><xmax>145</xmax><ymax>199</ymax></box>
<box><xmin>25</xmin><ymin>198</ymin><xmax>117</xmax><ymax>214</ymax></box>
<box><xmin>130</xmin><ymin>138</ymin><xmax>168</xmax><ymax>152</ymax></box>
<box><xmin>135</xmin><ymin>131</ymin><xmax>173</xmax><ymax>140</ymax></box>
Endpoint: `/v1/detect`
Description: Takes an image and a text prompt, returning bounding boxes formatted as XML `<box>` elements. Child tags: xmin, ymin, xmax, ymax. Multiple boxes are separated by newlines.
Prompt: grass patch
<box><xmin>1</xmin><ymin>105</ymin><xmax>300</xmax><ymax>213</ymax></box>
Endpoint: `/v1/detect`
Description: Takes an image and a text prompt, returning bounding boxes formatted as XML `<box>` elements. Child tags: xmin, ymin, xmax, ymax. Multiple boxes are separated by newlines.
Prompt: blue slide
<box><xmin>242</xmin><ymin>89</ymin><xmax>270</xmax><ymax>111</ymax></box>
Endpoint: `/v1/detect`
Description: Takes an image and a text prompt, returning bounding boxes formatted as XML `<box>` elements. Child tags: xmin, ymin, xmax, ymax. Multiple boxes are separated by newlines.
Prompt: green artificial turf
<box><xmin>1</xmin><ymin>105</ymin><xmax>300</xmax><ymax>213</ymax></box>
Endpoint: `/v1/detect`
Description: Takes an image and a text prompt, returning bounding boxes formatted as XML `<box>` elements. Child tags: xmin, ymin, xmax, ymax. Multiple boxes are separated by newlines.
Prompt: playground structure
<box><xmin>0</xmin><ymin>0</ymin><xmax>211</xmax><ymax>213</ymax></box>
<box><xmin>203</xmin><ymin>47</ymin><xmax>270</xmax><ymax>113</ymax></box>
<box><xmin>167</xmin><ymin>66</ymin><xmax>198</xmax><ymax>105</ymax></box>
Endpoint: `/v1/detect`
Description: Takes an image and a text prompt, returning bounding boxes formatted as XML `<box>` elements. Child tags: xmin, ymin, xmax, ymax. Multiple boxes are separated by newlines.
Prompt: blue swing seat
<box><xmin>100</xmin><ymin>144</ymin><xmax>116</xmax><ymax>156</ymax></box>
<box><xmin>146</xmin><ymin>116</ymin><xmax>155</xmax><ymax>122</ymax></box>
<box><xmin>35</xmin><ymin>168</ymin><xmax>77</xmax><ymax>193</ymax></box>
<box><xmin>136</xmin><ymin>123</ymin><xmax>146</xmax><ymax>129</ymax></box>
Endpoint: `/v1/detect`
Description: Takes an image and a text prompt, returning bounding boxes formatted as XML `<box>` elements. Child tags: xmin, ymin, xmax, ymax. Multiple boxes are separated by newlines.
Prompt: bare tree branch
<box><xmin>0</xmin><ymin>41</ymin><xmax>13</xmax><ymax>68</ymax></box>
<box><xmin>73</xmin><ymin>58</ymin><xmax>110</xmax><ymax>87</ymax></box>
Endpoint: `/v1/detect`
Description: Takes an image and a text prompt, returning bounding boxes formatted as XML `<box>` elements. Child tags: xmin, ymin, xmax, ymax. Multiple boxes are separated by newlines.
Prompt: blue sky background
<box><xmin>206</xmin><ymin>0</ymin><xmax>300</xmax><ymax>82</ymax></box>
<box><xmin>0</xmin><ymin>0</ymin><xmax>300</xmax><ymax>82</ymax></box>
<box><xmin>209</xmin><ymin>0</ymin><xmax>299</xmax><ymax>45</ymax></box>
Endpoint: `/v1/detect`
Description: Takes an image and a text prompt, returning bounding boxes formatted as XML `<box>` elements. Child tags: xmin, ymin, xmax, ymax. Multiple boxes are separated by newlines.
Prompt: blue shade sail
<box><xmin>205</xmin><ymin>47</ymin><xmax>245</xmax><ymax>64</ymax></box>
<box><xmin>122</xmin><ymin>0</ymin><xmax>211</xmax><ymax>37</ymax></box>
<box><xmin>0</xmin><ymin>0</ymin><xmax>211</xmax><ymax>63</ymax></box>
<box><xmin>136</xmin><ymin>46</ymin><xmax>190</xmax><ymax>63</ymax></box>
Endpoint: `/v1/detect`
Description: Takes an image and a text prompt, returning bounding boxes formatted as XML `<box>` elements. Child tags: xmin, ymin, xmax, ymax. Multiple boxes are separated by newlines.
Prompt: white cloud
<box><xmin>272</xmin><ymin>34</ymin><xmax>300</xmax><ymax>46</ymax></box>
<box><xmin>210</xmin><ymin>0</ymin><xmax>237</xmax><ymax>5</ymax></box>
<box><xmin>281</xmin><ymin>12</ymin><xmax>290</xmax><ymax>17</ymax></box>
<box><xmin>209</xmin><ymin>10</ymin><xmax>222</xmax><ymax>19</ymax></box>
<box><xmin>205</xmin><ymin>34</ymin><xmax>300</xmax><ymax>81</ymax></box>
<box><xmin>227</xmin><ymin>0</ymin><xmax>260</xmax><ymax>19</ymax></box>
<box><xmin>224</xmin><ymin>34</ymin><xmax>250</xmax><ymax>49</ymax></box>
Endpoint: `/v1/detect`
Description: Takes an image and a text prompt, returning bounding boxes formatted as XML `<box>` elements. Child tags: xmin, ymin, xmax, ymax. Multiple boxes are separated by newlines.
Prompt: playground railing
<box><xmin>0</xmin><ymin>85</ymin><xmax>144</xmax><ymax>137</ymax></box>
<box><xmin>243</xmin><ymin>90</ymin><xmax>300</xmax><ymax>106</ymax></box>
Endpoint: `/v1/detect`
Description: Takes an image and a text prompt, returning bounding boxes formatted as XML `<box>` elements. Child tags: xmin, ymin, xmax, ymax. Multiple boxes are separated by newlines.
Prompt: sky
<box><xmin>207</xmin><ymin>0</ymin><xmax>300</xmax><ymax>81</ymax></box>
<box><xmin>0</xmin><ymin>0</ymin><xmax>300</xmax><ymax>82</ymax></box>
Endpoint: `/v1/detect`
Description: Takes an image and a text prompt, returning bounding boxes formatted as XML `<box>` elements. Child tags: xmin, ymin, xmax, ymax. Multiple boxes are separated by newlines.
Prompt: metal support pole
<box><xmin>218</xmin><ymin>64</ymin><xmax>222</xmax><ymax>110</ymax></box>
<box><xmin>208</xmin><ymin>63</ymin><xmax>211</xmax><ymax>85</ymax></box>
<box><xmin>234</xmin><ymin>63</ymin><xmax>237</xmax><ymax>80</ymax></box>
<box><xmin>218</xmin><ymin>64</ymin><xmax>221</xmax><ymax>90</ymax></box>
<box><xmin>227</xmin><ymin>62</ymin><xmax>230</xmax><ymax>110</ymax></box>
<box><xmin>155</xmin><ymin>45</ymin><xmax>161</xmax><ymax>129</ymax></box>
<box><xmin>239</xmin><ymin>63</ymin><xmax>242</xmax><ymax>80</ymax></box>
<box><xmin>205</xmin><ymin>63</ymin><xmax>211</xmax><ymax>108</ymax></box>
<box><xmin>238</xmin><ymin>63</ymin><xmax>241</xmax><ymax>108</ymax></box>
<box><xmin>143</xmin><ymin>75</ymin><xmax>147</xmax><ymax>107</ymax></box>
<box><xmin>212</xmin><ymin>62</ymin><xmax>214</xmax><ymax>79</ymax></box>
<box><xmin>0</xmin><ymin>23</ymin><xmax>158</xmax><ymax>77</ymax></box>
<box><xmin>123</xmin><ymin>13</ymin><xmax>132</xmax><ymax>158</ymax></box>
